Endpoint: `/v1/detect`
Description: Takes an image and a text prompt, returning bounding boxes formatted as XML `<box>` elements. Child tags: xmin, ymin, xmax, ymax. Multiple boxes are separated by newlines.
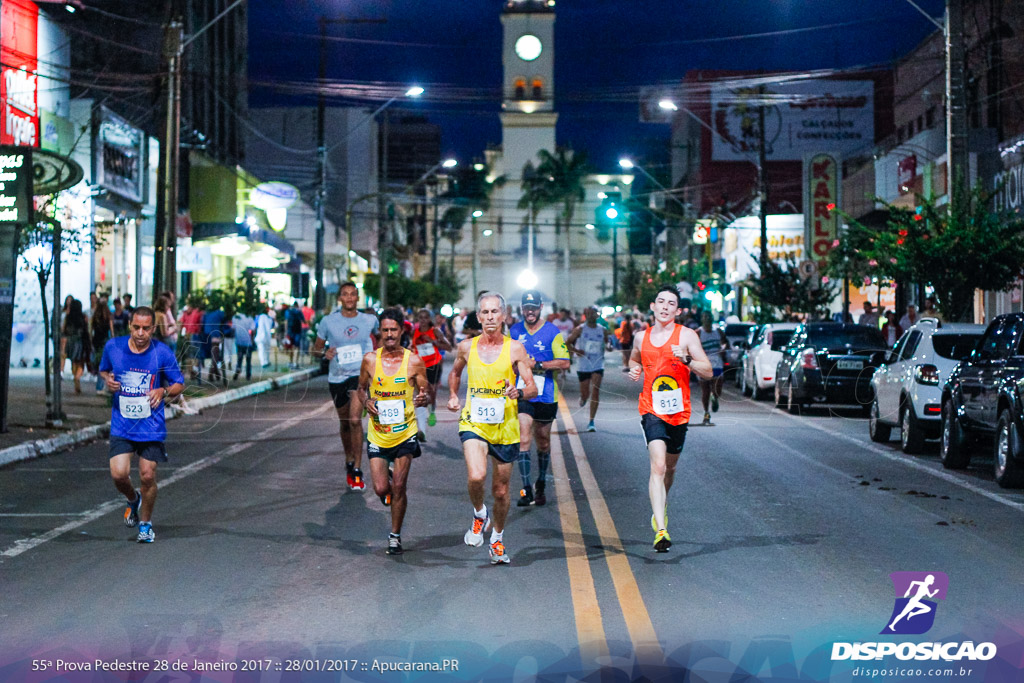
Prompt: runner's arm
<box><xmin>681</xmin><ymin>329</ymin><xmax>714</xmax><ymax>379</ymax></box>
<box><xmin>565</xmin><ymin>325</ymin><xmax>583</xmax><ymax>356</ymax></box>
<box><xmin>511</xmin><ymin>340</ymin><xmax>538</xmax><ymax>399</ymax></box>
<box><xmin>541</xmin><ymin>334</ymin><xmax>571</xmax><ymax>371</ymax></box>
<box><xmin>447</xmin><ymin>340</ymin><xmax>470</xmax><ymax>411</ymax></box>
<box><xmin>357</xmin><ymin>353</ymin><xmax>378</xmax><ymax>416</ymax></box>
<box><xmin>627</xmin><ymin>330</ymin><xmax>645</xmax><ymax>381</ymax></box>
<box><xmin>433</xmin><ymin>331</ymin><xmax>453</xmax><ymax>351</ymax></box>
<box><xmin>409</xmin><ymin>355</ymin><xmax>430</xmax><ymax>406</ymax></box>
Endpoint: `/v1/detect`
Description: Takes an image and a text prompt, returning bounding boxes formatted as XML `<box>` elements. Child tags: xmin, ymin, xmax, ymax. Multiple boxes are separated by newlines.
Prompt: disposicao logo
<box><xmin>882</xmin><ymin>571</ymin><xmax>947</xmax><ymax>635</ymax></box>
<box><xmin>831</xmin><ymin>572</ymin><xmax>997</xmax><ymax>663</ymax></box>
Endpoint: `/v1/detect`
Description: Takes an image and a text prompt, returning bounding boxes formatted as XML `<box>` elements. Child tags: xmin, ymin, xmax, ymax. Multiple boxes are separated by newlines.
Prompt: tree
<box><xmin>532</xmin><ymin>147</ymin><xmax>590</xmax><ymax>297</ymax></box>
<box><xmin>517</xmin><ymin>159</ymin><xmax>555</xmax><ymax>260</ymax></box>
<box><xmin>745</xmin><ymin>255</ymin><xmax>837</xmax><ymax>323</ymax></box>
<box><xmin>831</xmin><ymin>182</ymin><xmax>1024</xmax><ymax>322</ymax></box>
<box><xmin>18</xmin><ymin>202</ymin><xmax>102</xmax><ymax>403</ymax></box>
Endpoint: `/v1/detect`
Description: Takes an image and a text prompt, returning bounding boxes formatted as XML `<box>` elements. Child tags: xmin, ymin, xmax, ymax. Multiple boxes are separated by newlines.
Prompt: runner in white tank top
<box><xmin>566</xmin><ymin>307</ymin><xmax>611</xmax><ymax>431</ymax></box>
<box><xmin>697</xmin><ymin>312</ymin><xmax>729</xmax><ymax>425</ymax></box>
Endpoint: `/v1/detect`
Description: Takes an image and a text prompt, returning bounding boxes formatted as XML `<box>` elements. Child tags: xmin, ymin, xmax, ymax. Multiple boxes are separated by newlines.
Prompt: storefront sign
<box><xmin>0</xmin><ymin>146</ymin><xmax>32</xmax><ymax>223</ymax></box>
<box><xmin>177</xmin><ymin>245</ymin><xmax>212</xmax><ymax>272</ymax></box>
<box><xmin>711</xmin><ymin>79</ymin><xmax>873</xmax><ymax>162</ymax></box>
<box><xmin>897</xmin><ymin>154</ymin><xmax>917</xmax><ymax>194</ymax></box>
<box><xmin>722</xmin><ymin>214</ymin><xmax>805</xmax><ymax>281</ymax></box>
<box><xmin>94</xmin><ymin>105</ymin><xmax>144</xmax><ymax>203</ymax></box>
<box><xmin>993</xmin><ymin>136</ymin><xmax>1024</xmax><ymax>214</ymax></box>
<box><xmin>804</xmin><ymin>153</ymin><xmax>839</xmax><ymax>271</ymax></box>
<box><xmin>0</xmin><ymin>143</ymin><xmax>30</xmax><ymax>432</ymax></box>
<box><xmin>1</xmin><ymin>0</ymin><xmax>39</xmax><ymax>148</ymax></box>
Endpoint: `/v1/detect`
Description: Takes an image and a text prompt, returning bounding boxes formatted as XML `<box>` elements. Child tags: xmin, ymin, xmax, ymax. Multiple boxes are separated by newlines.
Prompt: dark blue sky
<box><xmin>248</xmin><ymin>0</ymin><xmax>945</xmax><ymax>171</ymax></box>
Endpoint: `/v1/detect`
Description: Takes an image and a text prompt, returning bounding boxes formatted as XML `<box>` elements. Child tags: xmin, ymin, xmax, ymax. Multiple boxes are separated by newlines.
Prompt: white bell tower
<box><xmin>499</xmin><ymin>0</ymin><xmax>557</xmax><ymax>179</ymax></box>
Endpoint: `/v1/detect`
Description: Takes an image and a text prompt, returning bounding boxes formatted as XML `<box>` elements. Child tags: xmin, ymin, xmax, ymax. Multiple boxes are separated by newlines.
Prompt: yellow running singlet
<box><xmin>458</xmin><ymin>337</ymin><xmax>519</xmax><ymax>445</ymax></box>
<box><xmin>368</xmin><ymin>348</ymin><xmax>417</xmax><ymax>449</ymax></box>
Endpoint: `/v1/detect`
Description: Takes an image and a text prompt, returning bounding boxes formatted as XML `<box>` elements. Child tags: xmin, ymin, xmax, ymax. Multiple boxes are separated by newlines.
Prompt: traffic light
<box><xmin>595</xmin><ymin>191</ymin><xmax>623</xmax><ymax>243</ymax></box>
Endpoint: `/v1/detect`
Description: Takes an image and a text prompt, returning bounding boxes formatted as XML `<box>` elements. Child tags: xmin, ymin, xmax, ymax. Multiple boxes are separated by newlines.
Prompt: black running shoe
<box><xmin>534</xmin><ymin>481</ymin><xmax>547</xmax><ymax>506</ymax></box>
<box><xmin>386</xmin><ymin>534</ymin><xmax>403</xmax><ymax>555</ymax></box>
<box><xmin>517</xmin><ymin>485</ymin><xmax>535</xmax><ymax>507</ymax></box>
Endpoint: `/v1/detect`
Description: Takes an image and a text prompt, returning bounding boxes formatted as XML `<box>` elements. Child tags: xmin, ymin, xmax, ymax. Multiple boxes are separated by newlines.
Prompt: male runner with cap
<box><xmin>509</xmin><ymin>290</ymin><xmax>570</xmax><ymax>506</ymax></box>
<box><xmin>99</xmin><ymin>306</ymin><xmax>185</xmax><ymax>543</ymax></box>
<box><xmin>567</xmin><ymin>306</ymin><xmax>611</xmax><ymax>432</ymax></box>
<box><xmin>357</xmin><ymin>308</ymin><xmax>429</xmax><ymax>555</ymax></box>
<box><xmin>312</xmin><ymin>282</ymin><xmax>379</xmax><ymax>491</ymax></box>
<box><xmin>628</xmin><ymin>285</ymin><xmax>713</xmax><ymax>552</ymax></box>
<box><xmin>447</xmin><ymin>291</ymin><xmax>537</xmax><ymax>564</ymax></box>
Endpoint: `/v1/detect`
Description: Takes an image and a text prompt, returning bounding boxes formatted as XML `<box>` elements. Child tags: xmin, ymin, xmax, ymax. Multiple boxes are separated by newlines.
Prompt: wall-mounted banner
<box><xmin>711</xmin><ymin>79</ymin><xmax>873</xmax><ymax>162</ymax></box>
<box><xmin>94</xmin><ymin>105</ymin><xmax>144</xmax><ymax>203</ymax></box>
<box><xmin>1</xmin><ymin>0</ymin><xmax>39</xmax><ymax>148</ymax></box>
<box><xmin>804</xmin><ymin>153</ymin><xmax>840</xmax><ymax>272</ymax></box>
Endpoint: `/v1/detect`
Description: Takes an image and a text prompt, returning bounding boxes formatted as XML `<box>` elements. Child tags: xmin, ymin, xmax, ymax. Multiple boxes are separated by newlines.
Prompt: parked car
<box><xmin>722</xmin><ymin>322</ymin><xmax>757</xmax><ymax>379</ymax></box>
<box><xmin>869</xmin><ymin>319</ymin><xmax>984</xmax><ymax>453</ymax></box>
<box><xmin>741</xmin><ymin>323</ymin><xmax>798</xmax><ymax>399</ymax></box>
<box><xmin>940</xmin><ymin>313</ymin><xmax>1024</xmax><ymax>488</ymax></box>
<box><xmin>733</xmin><ymin>324</ymin><xmax>762</xmax><ymax>387</ymax></box>
<box><xmin>774</xmin><ymin>322</ymin><xmax>887</xmax><ymax>413</ymax></box>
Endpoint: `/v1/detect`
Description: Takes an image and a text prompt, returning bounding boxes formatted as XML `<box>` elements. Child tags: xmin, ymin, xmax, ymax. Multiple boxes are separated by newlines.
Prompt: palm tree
<box><xmin>536</xmin><ymin>148</ymin><xmax>593</xmax><ymax>303</ymax></box>
<box><xmin>517</xmin><ymin>160</ymin><xmax>555</xmax><ymax>273</ymax></box>
<box><xmin>441</xmin><ymin>163</ymin><xmax>505</xmax><ymax>294</ymax></box>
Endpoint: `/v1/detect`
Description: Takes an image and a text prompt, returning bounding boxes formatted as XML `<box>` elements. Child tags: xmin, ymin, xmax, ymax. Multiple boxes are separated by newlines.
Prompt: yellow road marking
<box><xmin>557</xmin><ymin>395</ymin><xmax>664</xmax><ymax>661</ymax></box>
<box><xmin>549</xmin><ymin>422</ymin><xmax>609</xmax><ymax>661</ymax></box>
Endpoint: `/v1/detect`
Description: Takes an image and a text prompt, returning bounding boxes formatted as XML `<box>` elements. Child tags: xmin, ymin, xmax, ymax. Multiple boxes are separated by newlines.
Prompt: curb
<box><xmin>0</xmin><ymin>367</ymin><xmax>321</xmax><ymax>468</ymax></box>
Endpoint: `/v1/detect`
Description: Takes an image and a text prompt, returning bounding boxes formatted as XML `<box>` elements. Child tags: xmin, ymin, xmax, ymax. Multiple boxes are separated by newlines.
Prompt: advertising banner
<box><xmin>711</xmin><ymin>79</ymin><xmax>873</xmax><ymax>162</ymax></box>
<box><xmin>94</xmin><ymin>105</ymin><xmax>144</xmax><ymax>203</ymax></box>
<box><xmin>1</xmin><ymin>0</ymin><xmax>39</xmax><ymax>148</ymax></box>
<box><xmin>804</xmin><ymin>153</ymin><xmax>840</xmax><ymax>272</ymax></box>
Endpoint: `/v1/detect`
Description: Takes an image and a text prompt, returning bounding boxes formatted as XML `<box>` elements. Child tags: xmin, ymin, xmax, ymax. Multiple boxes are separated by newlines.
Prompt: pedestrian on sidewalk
<box><xmin>254</xmin><ymin>306</ymin><xmax>275</xmax><ymax>368</ymax></box>
<box><xmin>112</xmin><ymin>298</ymin><xmax>131</xmax><ymax>337</ymax></box>
<box><xmin>61</xmin><ymin>298</ymin><xmax>91</xmax><ymax>394</ymax></box>
<box><xmin>91</xmin><ymin>296</ymin><xmax>114</xmax><ymax>393</ymax></box>
<box><xmin>154</xmin><ymin>295</ymin><xmax>178</xmax><ymax>353</ymax></box>
<box><xmin>232</xmin><ymin>306</ymin><xmax>256</xmax><ymax>381</ymax></box>
<box><xmin>100</xmin><ymin>305</ymin><xmax>185</xmax><ymax>543</ymax></box>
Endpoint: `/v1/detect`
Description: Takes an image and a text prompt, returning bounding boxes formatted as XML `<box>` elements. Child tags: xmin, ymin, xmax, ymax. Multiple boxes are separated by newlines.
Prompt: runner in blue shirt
<box><xmin>99</xmin><ymin>306</ymin><xmax>185</xmax><ymax>543</ymax></box>
<box><xmin>509</xmin><ymin>290</ymin><xmax>570</xmax><ymax>506</ymax></box>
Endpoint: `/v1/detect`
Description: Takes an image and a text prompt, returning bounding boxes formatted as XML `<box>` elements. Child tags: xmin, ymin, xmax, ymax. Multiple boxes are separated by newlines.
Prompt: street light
<box><xmin>658</xmin><ymin>99</ymin><xmax>679</xmax><ymax>112</ymax></box>
<box><xmin>471</xmin><ymin>209</ymin><xmax>484</xmax><ymax>294</ymax></box>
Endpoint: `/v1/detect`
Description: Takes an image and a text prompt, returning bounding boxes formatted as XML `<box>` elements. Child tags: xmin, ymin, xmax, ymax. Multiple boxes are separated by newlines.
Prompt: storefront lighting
<box><xmin>585</xmin><ymin>223</ymin><xmax>595</xmax><ymax>230</ymax></box>
<box><xmin>440</xmin><ymin>304</ymin><xmax>454</xmax><ymax>317</ymax></box>
<box><xmin>482</xmin><ymin>229</ymin><xmax>493</xmax><ymax>237</ymax></box>
<box><xmin>209</xmin><ymin>237</ymin><xmax>250</xmax><ymax>257</ymax></box>
<box><xmin>472</xmin><ymin>210</ymin><xmax>483</xmax><ymax>218</ymax></box>
<box><xmin>620</xmin><ymin>175</ymin><xmax>634</xmax><ymax>185</ymax></box>
<box><xmin>266</xmin><ymin>207</ymin><xmax>287</xmax><ymax>232</ymax></box>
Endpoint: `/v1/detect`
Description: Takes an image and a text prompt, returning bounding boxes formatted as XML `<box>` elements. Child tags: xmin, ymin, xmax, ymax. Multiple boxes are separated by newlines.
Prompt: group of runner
<box><xmin>100</xmin><ymin>282</ymin><xmax>713</xmax><ymax>559</ymax></box>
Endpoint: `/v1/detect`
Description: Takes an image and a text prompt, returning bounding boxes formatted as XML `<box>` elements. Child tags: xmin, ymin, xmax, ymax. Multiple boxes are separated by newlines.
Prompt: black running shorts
<box><xmin>517</xmin><ymin>399</ymin><xmax>558</xmax><ymax>424</ymax></box>
<box><xmin>109</xmin><ymin>437</ymin><xmax>168</xmax><ymax>463</ymax></box>
<box><xmin>367</xmin><ymin>436</ymin><xmax>422</xmax><ymax>462</ymax></box>
<box><xmin>425</xmin><ymin>363</ymin><xmax>443</xmax><ymax>386</ymax></box>
<box><xmin>577</xmin><ymin>369</ymin><xmax>605</xmax><ymax>382</ymax></box>
<box><xmin>459</xmin><ymin>431</ymin><xmax>518</xmax><ymax>463</ymax></box>
<box><xmin>328</xmin><ymin>376</ymin><xmax>360</xmax><ymax>409</ymax></box>
<box><xmin>640</xmin><ymin>413</ymin><xmax>688</xmax><ymax>455</ymax></box>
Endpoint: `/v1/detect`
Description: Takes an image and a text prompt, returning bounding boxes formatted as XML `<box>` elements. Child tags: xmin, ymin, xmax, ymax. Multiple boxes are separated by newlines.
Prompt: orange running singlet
<box><xmin>637</xmin><ymin>323</ymin><xmax>692</xmax><ymax>425</ymax></box>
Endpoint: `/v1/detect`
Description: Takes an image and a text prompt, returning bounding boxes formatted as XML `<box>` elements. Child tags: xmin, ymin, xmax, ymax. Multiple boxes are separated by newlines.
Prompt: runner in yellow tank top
<box><xmin>357</xmin><ymin>308</ymin><xmax>429</xmax><ymax>556</ymax></box>
<box><xmin>447</xmin><ymin>291</ymin><xmax>537</xmax><ymax>565</ymax></box>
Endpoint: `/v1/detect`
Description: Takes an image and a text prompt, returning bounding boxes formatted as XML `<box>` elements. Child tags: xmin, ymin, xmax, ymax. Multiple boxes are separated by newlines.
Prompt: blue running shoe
<box><xmin>137</xmin><ymin>522</ymin><xmax>154</xmax><ymax>543</ymax></box>
<box><xmin>124</xmin><ymin>491</ymin><xmax>141</xmax><ymax>528</ymax></box>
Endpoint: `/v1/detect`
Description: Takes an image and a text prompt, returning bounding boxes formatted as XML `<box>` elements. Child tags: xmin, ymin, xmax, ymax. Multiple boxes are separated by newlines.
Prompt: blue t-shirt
<box><xmin>509</xmin><ymin>320</ymin><xmax>570</xmax><ymax>403</ymax></box>
<box><xmin>99</xmin><ymin>336</ymin><xmax>185</xmax><ymax>442</ymax></box>
<box><xmin>203</xmin><ymin>309</ymin><xmax>227</xmax><ymax>340</ymax></box>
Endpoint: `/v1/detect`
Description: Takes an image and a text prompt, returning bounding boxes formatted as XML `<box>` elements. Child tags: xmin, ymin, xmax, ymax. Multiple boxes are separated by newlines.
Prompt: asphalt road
<box><xmin>1</xmin><ymin>355</ymin><xmax>1022</xmax><ymax>682</ymax></box>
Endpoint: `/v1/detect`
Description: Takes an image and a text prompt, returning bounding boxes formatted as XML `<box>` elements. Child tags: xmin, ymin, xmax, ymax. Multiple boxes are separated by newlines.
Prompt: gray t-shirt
<box><xmin>317</xmin><ymin>310</ymin><xmax>379</xmax><ymax>382</ymax></box>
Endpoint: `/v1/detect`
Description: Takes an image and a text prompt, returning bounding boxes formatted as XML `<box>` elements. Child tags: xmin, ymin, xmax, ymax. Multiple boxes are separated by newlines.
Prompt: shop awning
<box><xmin>192</xmin><ymin>222</ymin><xmax>297</xmax><ymax>258</ymax></box>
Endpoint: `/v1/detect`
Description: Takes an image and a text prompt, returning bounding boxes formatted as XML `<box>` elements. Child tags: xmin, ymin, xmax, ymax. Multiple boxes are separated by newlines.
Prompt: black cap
<box><xmin>521</xmin><ymin>290</ymin><xmax>543</xmax><ymax>308</ymax></box>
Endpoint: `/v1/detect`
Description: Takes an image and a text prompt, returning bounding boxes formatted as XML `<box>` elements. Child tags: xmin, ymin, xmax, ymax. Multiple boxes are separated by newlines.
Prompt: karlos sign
<box><xmin>805</xmin><ymin>153</ymin><xmax>839</xmax><ymax>270</ymax></box>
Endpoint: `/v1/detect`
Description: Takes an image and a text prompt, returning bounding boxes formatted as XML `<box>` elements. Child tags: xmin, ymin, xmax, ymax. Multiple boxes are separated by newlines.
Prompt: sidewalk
<box><xmin>0</xmin><ymin>351</ymin><xmax>324</xmax><ymax>464</ymax></box>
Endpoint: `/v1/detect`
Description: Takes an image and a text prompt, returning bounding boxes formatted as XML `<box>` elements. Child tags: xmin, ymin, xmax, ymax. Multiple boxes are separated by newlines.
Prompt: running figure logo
<box><xmin>881</xmin><ymin>571</ymin><xmax>948</xmax><ymax>635</ymax></box>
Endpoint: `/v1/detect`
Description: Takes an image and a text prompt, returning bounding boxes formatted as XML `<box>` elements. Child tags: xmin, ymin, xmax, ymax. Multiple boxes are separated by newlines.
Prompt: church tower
<box><xmin>499</xmin><ymin>0</ymin><xmax>557</xmax><ymax>181</ymax></box>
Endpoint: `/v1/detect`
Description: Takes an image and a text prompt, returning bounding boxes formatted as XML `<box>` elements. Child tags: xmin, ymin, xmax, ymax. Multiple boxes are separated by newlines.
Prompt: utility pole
<box><xmin>155</xmin><ymin>19</ymin><xmax>183</xmax><ymax>300</ymax></box>
<box><xmin>431</xmin><ymin>180</ymin><xmax>440</xmax><ymax>285</ymax></box>
<box><xmin>945</xmin><ymin>0</ymin><xmax>968</xmax><ymax>208</ymax></box>
<box><xmin>314</xmin><ymin>17</ymin><xmax>328</xmax><ymax>313</ymax></box>
<box><xmin>379</xmin><ymin>110</ymin><xmax>390</xmax><ymax>307</ymax></box>
<box><xmin>757</xmin><ymin>100</ymin><xmax>769</xmax><ymax>275</ymax></box>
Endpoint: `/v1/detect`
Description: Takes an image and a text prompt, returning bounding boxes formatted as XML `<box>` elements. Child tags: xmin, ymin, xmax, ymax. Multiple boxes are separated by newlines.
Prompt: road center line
<box><xmin>0</xmin><ymin>401</ymin><xmax>335</xmax><ymax>559</ymax></box>
<box><xmin>549</xmin><ymin>423</ymin><xmax>609</xmax><ymax>661</ymax></box>
<box><xmin>556</xmin><ymin>395</ymin><xmax>664</xmax><ymax>661</ymax></box>
<box><xmin>740</xmin><ymin>395</ymin><xmax>1024</xmax><ymax>513</ymax></box>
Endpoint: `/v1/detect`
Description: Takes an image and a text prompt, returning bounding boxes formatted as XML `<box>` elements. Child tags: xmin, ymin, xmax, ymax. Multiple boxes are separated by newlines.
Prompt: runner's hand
<box><xmin>324</xmin><ymin>347</ymin><xmax>337</xmax><ymax>360</ymax></box>
<box><xmin>628</xmin><ymin>365</ymin><xmax>642</xmax><ymax>382</ymax></box>
<box><xmin>365</xmin><ymin>399</ymin><xmax>379</xmax><ymax>417</ymax></box>
<box><xmin>447</xmin><ymin>395</ymin><xmax>461</xmax><ymax>412</ymax></box>
<box><xmin>147</xmin><ymin>387</ymin><xmax>166</xmax><ymax>409</ymax></box>
<box><xmin>671</xmin><ymin>345</ymin><xmax>692</xmax><ymax>364</ymax></box>
<box><xmin>506</xmin><ymin>385</ymin><xmax>520</xmax><ymax>399</ymax></box>
<box><xmin>413</xmin><ymin>389</ymin><xmax>429</xmax><ymax>407</ymax></box>
<box><xmin>104</xmin><ymin>375</ymin><xmax>121</xmax><ymax>392</ymax></box>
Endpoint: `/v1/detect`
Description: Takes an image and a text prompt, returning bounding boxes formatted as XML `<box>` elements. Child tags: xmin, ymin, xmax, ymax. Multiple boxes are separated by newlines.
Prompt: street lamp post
<box><xmin>471</xmin><ymin>209</ymin><xmax>483</xmax><ymax>295</ymax></box>
<box><xmin>619</xmin><ymin>157</ymin><xmax>688</xmax><ymax>268</ymax></box>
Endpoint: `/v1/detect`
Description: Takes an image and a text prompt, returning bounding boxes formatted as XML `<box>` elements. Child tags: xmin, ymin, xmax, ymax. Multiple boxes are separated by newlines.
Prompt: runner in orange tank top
<box><xmin>628</xmin><ymin>285</ymin><xmax>713</xmax><ymax>552</ymax></box>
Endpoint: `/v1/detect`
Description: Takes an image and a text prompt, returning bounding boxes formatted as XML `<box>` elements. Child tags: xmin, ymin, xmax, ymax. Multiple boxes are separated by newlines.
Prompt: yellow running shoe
<box><xmin>650</xmin><ymin>506</ymin><xmax>668</xmax><ymax>532</ymax></box>
<box><xmin>653</xmin><ymin>529</ymin><xmax>672</xmax><ymax>552</ymax></box>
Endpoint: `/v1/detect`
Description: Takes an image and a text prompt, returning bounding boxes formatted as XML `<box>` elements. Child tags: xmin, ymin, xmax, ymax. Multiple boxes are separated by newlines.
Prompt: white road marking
<box><xmin>0</xmin><ymin>402</ymin><xmax>334</xmax><ymax>558</ymax></box>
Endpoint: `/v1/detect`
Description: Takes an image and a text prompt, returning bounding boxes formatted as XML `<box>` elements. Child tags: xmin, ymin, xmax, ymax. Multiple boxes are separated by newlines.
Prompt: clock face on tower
<box><xmin>515</xmin><ymin>34</ymin><xmax>542</xmax><ymax>61</ymax></box>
